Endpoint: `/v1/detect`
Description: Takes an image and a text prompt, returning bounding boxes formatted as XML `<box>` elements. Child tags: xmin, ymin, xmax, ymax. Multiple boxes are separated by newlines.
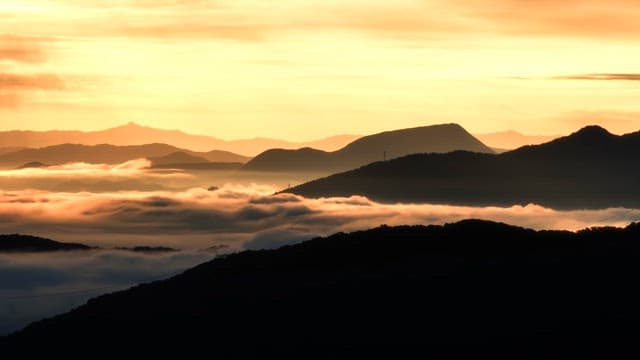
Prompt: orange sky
<box><xmin>1</xmin><ymin>0</ymin><xmax>640</xmax><ymax>140</ymax></box>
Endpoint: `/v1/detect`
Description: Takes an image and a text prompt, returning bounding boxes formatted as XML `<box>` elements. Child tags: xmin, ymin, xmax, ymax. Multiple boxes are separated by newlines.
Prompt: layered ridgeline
<box><xmin>0</xmin><ymin>234</ymin><xmax>181</xmax><ymax>253</ymax></box>
<box><xmin>0</xmin><ymin>234</ymin><xmax>92</xmax><ymax>253</ymax></box>
<box><xmin>7</xmin><ymin>220</ymin><xmax>640</xmax><ymax>351</ymax></box>
<box><xmin>0</xmin><ymin>144</ymin><xmax>249</xmax><ymax>168</ymax></box>
<box><xmin>287</xmin><ymin>126</ymin><xmax>640</xmax><ymax>209</ymax></box>
<box><xmin>242</xmin><ymin>124</ymin><xmax>494</xmax><ymax>173</ymax></box>
<box><xmin>475</xmin><ymin>130</ymin><xmax>559</xmax><ymax>151</ymax></box>
<box><xmin>0</xmin><ymin>122</ymin><xmax>359</xmax><ymax>156</ymax></box>
<box><xmin>148</xmin><ymin>151</ymin><xmax>244</xmax><ymax>170</ymax></box>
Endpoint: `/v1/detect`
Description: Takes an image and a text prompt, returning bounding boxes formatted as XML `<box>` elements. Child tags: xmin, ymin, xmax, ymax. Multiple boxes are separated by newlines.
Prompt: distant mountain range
<box><xmin>148</xmin><ymin>151</ymin><xmax>210</xmax><ymax>165</ymax></box>
<box><xmin>0</xmin><ymin>122</ymin><xmax>360</xmax><ymax>156</ymax></box>
<box><xmin>0</xmin><ymin>234</ymin><xmax>185</xmax><ymax>253</ymax></box>
<box><xmin>475</xmin><ymin>130</ymin><xmax>560</xmax><ymax>150</ymax></box>
<box><xmin>242</xmin><ymin>123</ymin><xmax>494</xmax><ymax>173</ymax></box>
<box><xmin>0</xmin><ymin>144</ymin><xmax>249</xmax><ymax>168</ymax></box>
<box><xmin>0</xmin><ymin>234</ymin><xmax>92</xmax><ymax>252</ymax></box>
<box><xmin>287</xmin><ymin>126</ymin><xmax>640</xmax><ymax>209</ymax></box>
<box><xmin>147</xmin><ymin>151</ymin><xmax>244</xmax><ymax>170</ymax></box>
<box><xmin>0</xmin><ymin>147</ymin><xmax>25</xmax><ymax>156</ymax></box>
<box><xmin>7</xmin><ymin>219</ymin><xmax>640</xmax><ymax>352</ymax></box>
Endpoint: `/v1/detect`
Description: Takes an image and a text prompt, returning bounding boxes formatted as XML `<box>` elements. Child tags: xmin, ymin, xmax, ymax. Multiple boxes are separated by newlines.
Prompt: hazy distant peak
<box><xmin>112</xmin><ymin>122</ymin><xmax>144</xmax><ymax>130</ymax></box>
<box><xmin>475</xmin><ymin>130</ymin><xmax>561</xmax><ymax>150</ymax></box>
<box><xmin>114</xmin><ymin>122</ymin><xmax>174</xmax><ymax>133</ymax></box>
<box><xmin>149</xmin><ymin>151</ymin><xmax>210</xmax><ymax>165</ymax></box>
<box><xmin>122</xmin><ymin>121</ymin><xmax>152</xmax><ymax>128</ymax></box>
<box><xmin>0</xmin><ymin>124</ymin><xmax>360</xmax><ymax>155</ymax></box>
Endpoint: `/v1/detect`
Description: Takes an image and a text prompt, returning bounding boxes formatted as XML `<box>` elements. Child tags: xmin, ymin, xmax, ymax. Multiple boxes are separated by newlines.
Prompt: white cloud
<box><xmin>1</xmin><ymin>183</ymin><xmax>639</xmax><ymax>335</ymax></box>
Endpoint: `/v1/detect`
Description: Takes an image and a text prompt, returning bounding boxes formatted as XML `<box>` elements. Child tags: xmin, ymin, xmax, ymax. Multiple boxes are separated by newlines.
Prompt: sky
<box><xmin>2</xmin><ymin>0</ymin><xmax>640</xmax><ymax>140</ymax></box>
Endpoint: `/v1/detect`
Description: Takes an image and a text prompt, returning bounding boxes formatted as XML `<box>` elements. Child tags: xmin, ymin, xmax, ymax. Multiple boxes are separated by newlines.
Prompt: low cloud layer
<box><xmin>1</xmin><ymin>183</ymin><xmax>640</xmax><ymax>335</ymax></box>
<box><xmin>0</xmin><ymin>158</ymin><xmax>195</xmax><ymax>192</ymax></box>
<box><xmin>0</xmin><ymin>250</ymin><xmax>212</xmax><ymax>335</ymax></box>
<box><xmin>0</xmin><ymin>158</ymin><xmax>184</xmax><ymax>179</ymax></box>
<box><xmin>0</xmin><ymin>184</ymin><xmax>638</xmax><ymax>249</ymax></box>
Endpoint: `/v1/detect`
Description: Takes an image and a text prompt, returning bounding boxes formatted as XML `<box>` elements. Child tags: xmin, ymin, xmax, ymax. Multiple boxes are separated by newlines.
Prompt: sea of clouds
<box><xmin>1</xmin><ymin>162</ymin><xmax>640</xmax><ymax>335</ymax></box>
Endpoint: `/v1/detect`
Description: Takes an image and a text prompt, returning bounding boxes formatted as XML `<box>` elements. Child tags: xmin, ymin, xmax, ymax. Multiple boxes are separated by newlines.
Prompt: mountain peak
<box><xmin>570</xmin><ymin>125</ymin><xmax>613</xmax><ymax>139</ymax></box>
<box><xmin>123</xmin><ymin>122</ymin><xmax>143</xmax><ymax>128</ymax></box>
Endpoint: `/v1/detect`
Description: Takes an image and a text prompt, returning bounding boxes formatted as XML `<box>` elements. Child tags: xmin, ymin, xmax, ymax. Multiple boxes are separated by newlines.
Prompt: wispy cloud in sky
<box><xmin>0</xmin><ymin>73</ymin><xmax>64</xmax><ymax>89</ymax></box>
<box><xmin>2</xmin><ymin>0</ymin><xmax>640</xmax><ymax>137</ymax></box>
<box><xmin>554</xmin><ymin>74</ymin><xmax>640</xmax><ymax>81</ymax></box>
<box><xmin>0</xmin><ymin>34</ymin><xmax>48</xmax><ymax>63</ymax></box>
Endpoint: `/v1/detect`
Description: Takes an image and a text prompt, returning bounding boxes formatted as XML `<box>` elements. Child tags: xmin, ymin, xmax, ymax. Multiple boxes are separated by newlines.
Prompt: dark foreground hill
<box><xmin>242</xmin><ymin>123</ymin><xmax>494</xmax><ymax>173</ymax></box>
<box><xmin>0</xmin><ymin>234</ymin><xmax>92</xmax><ymax>252</ymax></box>
<box><xmin>287</xmin><ymin>126</ymin><xmax>640</xmax><ymax>209</ymax></box>
<box><xmin>7</xmin><ymin>220</ymin><xmax>640</xmax><ymax>354</ymax></box>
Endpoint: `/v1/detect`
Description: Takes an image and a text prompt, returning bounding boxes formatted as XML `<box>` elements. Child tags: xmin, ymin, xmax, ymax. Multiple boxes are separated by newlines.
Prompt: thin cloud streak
<box><xmin>11</xmin><ymin>1</ymin><xmax>640</xmax><ymax>41</ymax></box>
<box><xmin>0</xmin><ymin>72</ymin><xmax>65</xmax><ymax>109</ymax></box>
<box><xmin>454</xmin><ymin>0</ymin><xmax>640</xmax><ymax>38</ymax></box>
<box><xmin>0</xmin><ymin>73</ymin><xmax>65</xmax><ymax>90</ymax></box>
<box><xmin>554</xmin><ymin>74</ymin><xmax>640</xmax><ymax>81</ymax></box>
<box><xmin>0</xmin><ymin>34</ymin><xmax>47</xmax><ymax>63</ymax></box>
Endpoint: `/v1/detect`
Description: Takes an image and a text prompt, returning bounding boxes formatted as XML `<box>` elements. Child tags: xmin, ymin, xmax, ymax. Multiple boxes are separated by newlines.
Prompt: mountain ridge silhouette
<box><xmin>7</xmin><ymin>219</ymin><xmax>640</xmax><ymax>353</ymax></box>
<box><xmin>242</xmin><ymin>123</ymin><xmax>494</xmax><ymax>173</ymax></box>
<box><xmin>0</xmin><ymin>143</ymin><xmax>249</xmax><ymax>168</ymax></box>
<box><xmin>0</xmin><ymin>122</ymin><xmax>360</xmax><ymax>156</ymax></box>
<box><xmin>475</xmin><ymin>130</ymin><xmax>560</xmax><ymax>150</ymax></box>
<box><xmin>286</xmin><ymin>125</ymin><xmax>640</xmax><ymax>209</ymax></box>
<box><xmin>0</xmin><ymin>234</ymin><xmax>93</xmax><ymax>252</ymax></box>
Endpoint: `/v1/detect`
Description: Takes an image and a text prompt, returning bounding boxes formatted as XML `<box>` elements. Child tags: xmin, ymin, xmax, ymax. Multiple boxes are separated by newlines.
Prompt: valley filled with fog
<box><xmin>2</xmin><ymin>159</ymin><xmax>640</xmax><ymax>335</ymax></box>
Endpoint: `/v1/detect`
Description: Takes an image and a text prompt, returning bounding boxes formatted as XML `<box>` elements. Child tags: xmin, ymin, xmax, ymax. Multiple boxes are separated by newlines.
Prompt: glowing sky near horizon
<box><xmin>2</xmin><ymin>0</ymin><xmax>640</xmax><ymax>139</ymax></box>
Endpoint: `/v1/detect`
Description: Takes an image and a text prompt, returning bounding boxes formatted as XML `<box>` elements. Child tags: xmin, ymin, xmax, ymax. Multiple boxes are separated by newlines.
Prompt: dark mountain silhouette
<box><xmin>0</xmin><ymin>234</ymin><xmax>92</xmax><ymax>252</ymax></box>
<box><xmin>0</xmin><ymin>234</ymin><xmax>188</xmax><ymax>253</ymax></box>
<box><xmin>197</xmin><ymin>149</ymin><xmax>250</xmax><ymax>163</ymax></box>
<box><xmin>148</xmin><ymin>151</ymin><xmax>210</xmax><ymax>165</ymax></box>
<box><xmin>286</xmin><ymin>125</ymin><xmax>640</xmax><ymax>209</ymax></box>
<box><xmin>242</xmin><ymin>123</ymin><xmax>494</xmax><ymax>173</ymax></box>
<box><xmin>148</xmin><ymin>152</ymin><xmax>244</xmax><ymax>170</ymax></box>
<box><xmin>0</xmin><ymin>147</ymin><xmax>25</xmax><ymax>156</ymax></box>
<box><xmin>0</xmin><ymin>143</ymin><xmax>249</xmax><ymax>168</ymax></box>
<box><xmin>7</xmin><ymin>219</ymin><xmax>640</xmax><ymax>353</ymax></box>
<box><xmin>0</xmin><ymin>122</ymin><xmax>359</xmax><ymax>156</ymax></box>
<box><xmin>15</xmin><ymin>161</ymin><xmax>48</xmax><ymax>169</ymax></box>
<box><xmin>151</xmin><ymin>162</ymin><xmax>243</xmax><ymax>171</ymax></box>
<box><xmin>114</xmin><ymin>246</ymin><xmax>178</xmax><ymax>253</ymax></box>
